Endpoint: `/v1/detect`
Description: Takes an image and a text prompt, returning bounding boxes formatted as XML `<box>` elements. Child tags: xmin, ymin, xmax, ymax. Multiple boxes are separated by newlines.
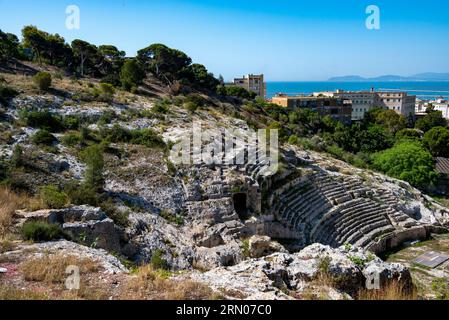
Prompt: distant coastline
<box><xmin>266</xmin><ymin>81</ymin><xmax>449</xmax><ymax>100</ymax></box>
<box><xmin>328</xmin><ymin>73</ymin><xmax>449</xmax><ymax>82</ymax></box>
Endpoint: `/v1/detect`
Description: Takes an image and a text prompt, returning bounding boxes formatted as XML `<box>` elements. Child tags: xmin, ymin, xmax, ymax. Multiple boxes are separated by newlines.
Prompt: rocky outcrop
<box><xmin>186</xmin><ymin>244</ymin><xmax>413</xmax><ymax>300</ymax></box>
<box><xmin>247</xmin><ymin>235</ymin><xmax>287</xmax><ymax>258</ymax></box>
<box><xmin>1</xmin><ymin>240</ymin><xmax>127</xmax><ymax>274</ymax></box>
<box><xmin>15</xmin><ymin>206</ymin><xmax>123</xmax><ymax>253</ymax></box>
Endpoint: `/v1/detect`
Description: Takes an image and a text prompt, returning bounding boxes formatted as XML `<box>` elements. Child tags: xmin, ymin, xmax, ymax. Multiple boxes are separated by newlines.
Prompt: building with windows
<box><xmin>228</xmin><ymin>74</ymin><xmax>266</xmax><ymax>98</ymax></box>
<box><xmin>313</xmin><ymin>89</ymin><xmax>416</xmax><ymax>121</ymax></box>
<box><xmin>271</xmin><ymin>94</ymin><xmax>352</xmax><ymax>124</ymax></box>
<box><xmin>433</xmin><ymin>99</ymin><xmax>449</xmax><ymax>119</ymax></box>
<box><xmin>377</xmin><ymin>92</ymin><xmax>416</xmax><ymax>118</ymax></box>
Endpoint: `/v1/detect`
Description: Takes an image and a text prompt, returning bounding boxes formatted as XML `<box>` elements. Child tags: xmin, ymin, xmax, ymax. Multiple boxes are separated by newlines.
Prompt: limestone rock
<box><xmin>2</xmin><ymin>240</ymin><xmax>127</xmax><ymax>274</ymax></box>
<box><xmin>248</xmin><ymin>235</ymin><xmax>287</xmax><ymax>258</ymax></box>
<box><xmin>63</xmin><ymin>218</ymin><xmax>121</xmax><ymax>253</ymax></box>
<box><xmin>15</xmin><ymin>206</ymin><xmax>122</xmax><ymax>254</ymax></box>
<box><xmin>186</xmin><ymin>243</ymin><xmax>413</xmax><ymax>300</ymax></box>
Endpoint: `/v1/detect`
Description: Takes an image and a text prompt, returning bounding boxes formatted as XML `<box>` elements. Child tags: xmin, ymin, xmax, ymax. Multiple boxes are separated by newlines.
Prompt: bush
<box><xmin>101</xmin><ymin>125</ymin><xmax>166</xmax><ymax>149</ymax></box>
<box><xmin>62</xmin><ymin>115</ymin><xmax>80</xmax><ymax>130</ymax></box>
<box><xmin>33</xmin><ymin>72</ymin><xmax>52</xmax><ymax>91</ymax></box>
<box><xmin>184</xmin><ymin>101</ymin><xmax>198</xmax><ymax>113</ymax></box>
<box><xmin>99</xmin><ymin>82</ymin><xmax>115</xmax><ymax>95</ymax></box>
<box><xmin>131</xmin><ymin>128</ymin><xmax>166</xmax><ymax>148</ymax></box>
<box><xmin>150</xmin><ymin>249</ymin><xmax>170</xmax><ymax>270</ymax></box>
<box><xmin>21</xmin><ymin>111</ymin><xmax>63</xmax><ymax>132</ymax></box>
<box><xmin>371</xmin><ymin>141</ymin><xmax>438</xmax><ymax>188</ymax></box>
<box><xmin>153</xmin><ymin>99</ymin><xmax>170</xmax><ymax>114</ymax></box>
<box><xmin>120</xmin><ymin>59</ymin><xmax>145</xmax><ymax>91</ymax></box>
<box><xmin>39</xmin><ymin>185</ymin><xmax>68</xmax><ymax>209</ymax></box>
<box><xmin>97</xmin><ymin>82</ymin><xmax>115</xmax><ymax>102</ymax></box>
<box><xmin>216</xmin><ymin>85</ymin><xmax>256</xmax><ymax>99</ymax></box>
<box><xmin>422</xmin><ymin>126</ymin><xmax>449</xmax><ymax>157</ymax></box>
<box><xmin>159</xmin><ymin>209</ymin><xmax>184</xmax><ymax>226</ymax></box>
<box><xmin>32</xmin><ymin>129</ymin><xmax>57</xmax><ymax>146</ymax></box>
<box><xmin>416</xmin><ymin>111</ymin><xmax>447</xmax><ymax>132</ymax></box>
<box><xmin>61</xmin><ymin>132</ymin><xmax>81</xmax><ymax>147</ymax></box>
<box><xmin>185</xmin><ymin>93</ymin><xmax>205</xmax><ymax>106</ymax></box>
<box><xmin>396</xmin><ymin>128</ymin><xmax>422</xmax><ymax>142</ymax></box>
<box><xmin>64</xmin><ymin>182</ymin><xmax>99</xmax><ymax>207</ymax></box>
<box><xmin>99</xmin><ymin>197</ymin><xmax>129</xmax><ymax>227</ymax></box>
<box><xmin>0</xmin><ymin>85</ymin><xmax>18</xmax><ymax>106</ymax></box>
<box><xmin>82</xmin><ymin>144</ymin><xmax>104</xmax><ymax>191</ymax></box>
<box><xmin>21</xmin><ymin>221</ymin><xmax>65</xmax><ymax>241</ymax></box>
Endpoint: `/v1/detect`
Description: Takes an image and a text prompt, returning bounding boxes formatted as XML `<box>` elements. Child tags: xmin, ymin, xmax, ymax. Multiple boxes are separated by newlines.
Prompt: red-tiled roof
<box><xmin>436</xmin><ymin>157</ymin><xmax>449</xmax><ymax>174</ymax></box>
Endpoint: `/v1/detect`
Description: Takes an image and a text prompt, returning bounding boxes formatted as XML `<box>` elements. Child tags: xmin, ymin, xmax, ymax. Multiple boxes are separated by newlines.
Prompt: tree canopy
<box><xmin>371</xmin><ymin>141</ymin><xmax>438</xmax><ymax>188</ymax></box>
<box><xmin>0</xmin><ymin>29</ymin><xmax>20</xmax><ymax>62</ymax></box>
<box><xmin>416</xmin><ymin>110</ymin><xmax>448</xmax><ymax>132</ymax></box>
<box><xmin>422</xmin><ymin>126</ymin><xmax>449</xmax><ymax>157</ymax></box>
<box><xmin>120</xmin><ymin>59</ymin><xmax>145</xmax><ymax>91</ymax></box>
<box><xmin>137</xmin><ymin>43</ymin><xmax>192</xmax><ymax>84</ymax></box>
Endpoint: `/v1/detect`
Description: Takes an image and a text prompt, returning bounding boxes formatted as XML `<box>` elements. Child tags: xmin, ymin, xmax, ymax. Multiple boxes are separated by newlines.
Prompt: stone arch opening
<box><xmin>233</xmin><ymin>193</ymin><xmax>249</xmax><ymax>220</ymax></box>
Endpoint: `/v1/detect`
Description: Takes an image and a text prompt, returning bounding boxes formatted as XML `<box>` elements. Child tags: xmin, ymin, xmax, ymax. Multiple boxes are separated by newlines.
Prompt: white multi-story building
<box><xmin>433</xmin><ymin>99</ymin><xmax>449</xmax><ymax>119</ymax></box>
<box><xmin>377</xmin><ymin>92</ymin><xmax>416</xmax><ymax>118</ymax></box>
<box><xmin>313</xmin><ymin>89</ymin><xmax>416</xmax><ymax>121</ymax></box>
<box><xmin>415</xmin><ymin>98</ymin><xmax>449</xmax><ymax>119</ymax></box>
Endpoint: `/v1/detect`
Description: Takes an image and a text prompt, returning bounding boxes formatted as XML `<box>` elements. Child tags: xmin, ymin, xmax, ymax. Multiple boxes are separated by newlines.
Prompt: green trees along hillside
<box><xmin>371</xmin><ymin>141</ymin><xmax>438</xmax><ymax>188</ymax></box>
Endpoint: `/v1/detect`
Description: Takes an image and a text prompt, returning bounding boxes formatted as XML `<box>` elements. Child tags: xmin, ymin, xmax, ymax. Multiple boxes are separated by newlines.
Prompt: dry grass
<box><xmin>356</xmin><ymin>281</ymin><xmax>418</xmax><ymax>300</ymax></box>
<box><xmin>0</xmin><ymin>285</ymin><xmax>50</xmax><ymax>300</ymax></box>
<box><xmin>0</xmin><ymin>187</ymin><xmax>30</xmax><ymax>237</ymax></box>
<box><xmin>121</xmin><ymin>265</ymin><xmax>220</xmax><ymax>300</ymax></box>
<box><xmin>0</xmin><ymin>236</ymin><xmax>17</xmax><ymax>254</ymax></box>
<box><xmin>21</xmin><ymin>254</ymin><xmax>99</xmax><ymax>283</ymax></box>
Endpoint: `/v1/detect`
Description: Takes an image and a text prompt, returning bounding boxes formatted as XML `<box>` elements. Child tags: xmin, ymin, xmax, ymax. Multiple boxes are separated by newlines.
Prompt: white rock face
<box><xmin>248</xmin><ymin>235</ymin><xmax>288</xmax><ymax>258</ymax></box>
<box><xmin>186</xmin><ymin>244</ymin><xmax>412</xmax><ymax>300</ymax></box>
<box><xmin>3</xmin><ymin>240</ymin><xmax>127</xmax><ymax>274</ymax></box>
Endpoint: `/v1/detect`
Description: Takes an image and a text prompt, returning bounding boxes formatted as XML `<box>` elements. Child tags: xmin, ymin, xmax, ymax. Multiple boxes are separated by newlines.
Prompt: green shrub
<box><xmin>131</xmin><ymin>128</ymin><xmax>166</xmax><ymax>148</ymax></box>
<box><xmin>99</xmin><ymin>82</ymin><xmax>115</xmax><ymax>95</ymax></box>
<box><xmin>99</xmin><ymin>197</ymin><xmax>129</xmax><ymax>227</ymax></box>
<box><xmin>216</xmin><ymin>85</ymin><xmax>256</xmax><ymax>99</ymax></box>
<box><xmin>97</xmin><ymin>111</ymin><xmax>116</xmax><ymax>125</ymax></box>
<box><xmin>21</xmin><ymin>111</ymin><xmax>63</xmax><ymax>132</ymax></box>
<box><xmin>184</xmin><ymin>101</ymin><xmax>198</xmax><ymax>113</ymax></box>
<box><xmin>10</xmin><ymin>145</ymin><xmax>24</xmax><ymax>168</ymax></box>
<box><xmin>62</xmin><ymin>115</ymin><xmax>80</xmax><ymax>130</ymax></box>
<box><xmin>33</xmin><ymin>72</ymin><xmax>52</xmax><ymax>91</ymax></box>
<box><xmin>159</xmin><ymin>209</ymin><xmax>184</xmax><ymax>226</ymax></box>
<box><xmin>150</xmin><ymin>249</ymin><xmax>170</xmax><ymax>270</ymax></box>
<box><xmin>432</xmin><ymin>278</ymin><xmax>449</xmax><ymax>300</ymax></box>
<box><xmin>0</xmin><ymin>85</ymin><xmax>18</xmax><ymax>106</ymax></box>
<box><xmin>21</xmin><ymin>221</ymin><xmax>65</xmax><ymax>242</ymax></box>
<box><xmin>153</xmin><ymin>99</ymin><xmax>170</xmax><ymax>114</ymax></box>
<box><xmin>288</xmin><ymin>135</ymin><xmax>299</xmax><ymax>145</ymax></box>
<box><xmin>101</xmin><ymin>125</ymin><xmax>166</xmax><ymax>149</ymax></box>
<box><xmin>97</xmin><ymin>82</ymin><xmax>115</xmax><ymax>102</ymax></box>
<box><xmin>241</xmin><ymin>239</ymin><xmax>250</xmax><ymax>258</ymax></box>
<box><xmin>32</xmin><ymin>129</ymin><xmax>57</xmax><ymax>146</ymax></box>
<box><xmin>371</xmin><ymin>141</ymin><xmax>438</xmax><ymax>188</ymax></box>
<box><xmin>64</xmin><ymin>182</ymin><xmax>99</xmax><ymax>207</ymax></box>
<box><xmin>185</xmin><ymin>93</ymin><xmax>205</xmax><ymax>106</ymax></box>
<box><xmin>39</xmin><ymin>185</ymin><xmax>69</xmax><ymax>209</ymax></box>
<box><xmin>120</xmin><ymin>59</ymin><xmax>145</xmax><ymax>91</ymax></box>
<box><xmin>61</xmin><ymin>132</ymin><xmax>81</xmax><ymax>147</ymax></box>
<box><xmin>81</xmin><ymin>144</ymin><xmax>104</xmax><ymax>191</ymax></box>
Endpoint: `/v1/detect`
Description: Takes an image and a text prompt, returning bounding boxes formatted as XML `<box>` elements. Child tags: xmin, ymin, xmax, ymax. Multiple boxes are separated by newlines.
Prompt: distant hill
<box><xmin>328</xmin><ymin>73</ymin><xmax>449</xmax><ymax>82</ymax></box>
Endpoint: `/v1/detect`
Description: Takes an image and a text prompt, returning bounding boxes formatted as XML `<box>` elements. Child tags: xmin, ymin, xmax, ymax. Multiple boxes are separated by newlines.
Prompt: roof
<box><xmin>435</xmin><ymin>157</ymin><xmax>449</xmax><ymax>174</ymax></box>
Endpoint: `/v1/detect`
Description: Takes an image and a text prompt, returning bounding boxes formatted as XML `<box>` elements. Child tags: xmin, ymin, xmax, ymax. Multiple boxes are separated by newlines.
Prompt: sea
<box><xmin>266</xmin><ymin>82</ymin><xmax>449</xmax><ymax>100</ymax></box>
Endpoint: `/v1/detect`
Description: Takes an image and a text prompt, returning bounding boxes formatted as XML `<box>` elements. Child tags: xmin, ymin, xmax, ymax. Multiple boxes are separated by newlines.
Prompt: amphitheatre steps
<box><xmin>269</xmin><ymin>170</ymin><xmax>424</xmax><ymax>251</ymax></box>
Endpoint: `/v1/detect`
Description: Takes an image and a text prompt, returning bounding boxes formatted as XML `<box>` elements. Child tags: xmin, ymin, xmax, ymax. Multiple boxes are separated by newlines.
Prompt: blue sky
<box><xmin>1</xmin><ymin>0</ymin><xmax>449</xmax><ymax>81</ymax></box>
